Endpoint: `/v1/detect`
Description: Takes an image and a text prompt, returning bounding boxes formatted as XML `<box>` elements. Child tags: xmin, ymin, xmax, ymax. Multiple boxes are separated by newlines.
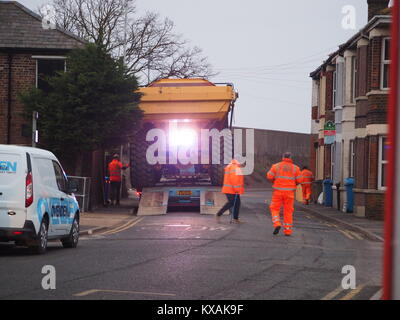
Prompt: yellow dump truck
<box><xmin>130</xmin><ymin>78</ymin><xmax>238</xmax><ymax>214</ymax></box>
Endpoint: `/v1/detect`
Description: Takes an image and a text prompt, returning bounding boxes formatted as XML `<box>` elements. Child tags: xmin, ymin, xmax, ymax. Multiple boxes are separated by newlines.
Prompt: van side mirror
<box><xmin>67</xmin><ymin>180</ymin><xmax>79</xmax><ymax>194</ymax></box>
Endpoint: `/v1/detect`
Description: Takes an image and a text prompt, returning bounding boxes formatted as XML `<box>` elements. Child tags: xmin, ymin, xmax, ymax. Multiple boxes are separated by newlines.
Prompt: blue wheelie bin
<box><xmin>323</xmin><ymin>179</ymin><xmax>333</xmax><ymax>207</ymax></box>
<box><xmin>344</xmin><ymin>177</ymin><xmax>355</xmax><ymax>213</ymax></box>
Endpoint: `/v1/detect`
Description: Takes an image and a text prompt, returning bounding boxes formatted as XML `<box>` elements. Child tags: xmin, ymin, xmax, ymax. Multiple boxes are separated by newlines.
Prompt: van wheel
<box><xmin>61</xmin><ymin>217</ymin><xmax>79</xmax><ymax>248</ymax></box>
<box><xmin>30</xmin><ymin>219</ymin><xmax>48</xmax><ymax>254</ymax></box>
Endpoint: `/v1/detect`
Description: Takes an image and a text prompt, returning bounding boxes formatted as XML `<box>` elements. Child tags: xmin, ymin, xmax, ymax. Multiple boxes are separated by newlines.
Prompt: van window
<box><xmin>0</xmin><ymin>153</ymin><xmax>22</xmax><ymax>184</ymax></box>
<box><xmin>52</xmin><ymin>161</ymin><xmax>67</xmax><ymax>192</ymax></box>
<box><xmin>35</xmin><ymin>158</ymin><xmax>58</xmax><ymax>190</ymax></box>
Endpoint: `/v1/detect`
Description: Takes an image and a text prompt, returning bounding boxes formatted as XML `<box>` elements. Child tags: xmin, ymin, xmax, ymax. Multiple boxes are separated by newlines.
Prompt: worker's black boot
<box><xmin>273</xmin><ymin>226</ymin><xmax>281</xmax><ymax>235</ymax></box>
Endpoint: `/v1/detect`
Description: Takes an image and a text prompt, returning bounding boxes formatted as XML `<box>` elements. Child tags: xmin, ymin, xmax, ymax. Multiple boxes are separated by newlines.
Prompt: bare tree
<box><xmin>51</xmin><ymin>0</ymin><xmax>214</xmax><ymax>84</ymax></box>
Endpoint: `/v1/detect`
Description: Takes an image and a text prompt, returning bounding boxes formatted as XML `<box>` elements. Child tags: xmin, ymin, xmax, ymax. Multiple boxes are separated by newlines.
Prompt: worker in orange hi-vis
<box><xmin>300</xmin><ymin>166</ymin><xmax>314</xmax><ymax>205</ymax></box>
<box><xmin>267</xmin><ymin>152</ymin><xmax>302</xmax><ymax>236</ymax></box>
<box><xmin>216</xmin><ymin>159</ymin><xmax>244</xmax><ymax>223</ymax></box>
<box><xmin>108</xmin><ymin>154</ymin><xmax>129</xmax><ymax>206</ymax></box>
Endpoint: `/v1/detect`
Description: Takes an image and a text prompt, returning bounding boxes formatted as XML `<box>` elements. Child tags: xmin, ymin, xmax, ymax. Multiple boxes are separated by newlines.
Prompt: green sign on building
<box><xmin>324</xmin><ymin>121</ymin><xmax>336</xmax><ymax>145</ymax></box>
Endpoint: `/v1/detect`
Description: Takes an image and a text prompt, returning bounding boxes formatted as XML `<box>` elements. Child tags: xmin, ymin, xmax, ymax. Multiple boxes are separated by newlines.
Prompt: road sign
<box><xmin>324</xmin><ymin>121</ymin><xmax>336</xmax><ymax>145</ymax></box>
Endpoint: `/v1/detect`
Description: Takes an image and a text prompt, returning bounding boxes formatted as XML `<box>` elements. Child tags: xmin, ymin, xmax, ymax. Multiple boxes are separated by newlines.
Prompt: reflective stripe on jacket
<box><xmin>108</xmin><ymin>160</ymin><xmax>123</xmax><ymax>182</ymax></box>
<box><xmin>221</xmin><ymin>160</ymin><xmax>244</xmax><ymax>195</ymax></box>
<box><xmin>267</xmin><ymin>158</ymin><xmax>302</xmax><ymax>191</ymax></box>
<box><xmin>300</xmin><ymin>169</ymin><xmax>314</xmax><ymax>185</ymax></box>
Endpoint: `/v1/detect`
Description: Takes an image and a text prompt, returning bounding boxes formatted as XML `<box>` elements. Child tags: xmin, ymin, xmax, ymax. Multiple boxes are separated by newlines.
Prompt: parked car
<box><xmin>0</xmin><ymin>145</ymin><xmax>80</xmax><ymax>254</ymax></box>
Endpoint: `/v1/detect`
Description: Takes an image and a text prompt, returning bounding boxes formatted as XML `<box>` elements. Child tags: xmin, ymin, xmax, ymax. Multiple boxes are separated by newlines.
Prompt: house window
<box><xmin>378</xmin><ymin>136</ymin><xmax>388</xmax><ymax>190</ymax></box>
<box><xmin>332</xmin><ymin>70</ymin><xmax>337</xmax><ymax>107</ymax></box>
<box><xmin>35</xmin><ymin>57</ymin><xmax>66</xmax><ymax>92</ymax></box>
<box><xmin>351</xmin><ymin>56</ymin><xmax>357</xmax><ymax>103</ymax></box>
<box><xmin>349</xmin><ymin>140</ymin><xmax>355</xmax><ymax>177</ymax></box>
<box><xmin>381</xmin><ymin>38</ymin><xmax>390</xmax><ymax>90</ymax></box>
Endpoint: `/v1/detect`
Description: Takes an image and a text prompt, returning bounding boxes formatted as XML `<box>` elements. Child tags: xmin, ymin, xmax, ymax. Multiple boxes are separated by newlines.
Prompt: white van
<box><xmin>0</xmin><ymin>145</ymin><xmax>80</xmax><ymax>254</ymax></box>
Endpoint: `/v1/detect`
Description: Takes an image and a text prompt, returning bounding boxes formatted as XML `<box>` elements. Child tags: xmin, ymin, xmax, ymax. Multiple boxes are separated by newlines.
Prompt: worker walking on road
<box><xmin>108</xmin><ymin>154</ymin><xmax>129</xmax><ymax>206</ymax></box>
<box><xmin>300</xmin><ymin>166</ymin><xmax>314</xmax><ymax>205</ymax></box>
<box><xmin>216</xmin><ymin>159</ymin><xmax>244</xmax><ymax>223</ymax></box>
<box><xmin>267</xmin><ymin>152</ymin><xmax>302</xmax><ymax>236</ymax></box>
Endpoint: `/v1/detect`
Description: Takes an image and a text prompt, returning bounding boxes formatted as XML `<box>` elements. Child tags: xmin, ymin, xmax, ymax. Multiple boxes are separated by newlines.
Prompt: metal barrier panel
<box><xmin>68</xmin><ymin>176</ymin><xmax>91</xmax><ymax>213</ymax></box>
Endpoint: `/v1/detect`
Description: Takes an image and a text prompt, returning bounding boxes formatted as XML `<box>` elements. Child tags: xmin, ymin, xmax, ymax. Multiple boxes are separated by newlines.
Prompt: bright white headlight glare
<box><xmin>169</xmin><ymin>128</ymin><xmax>196</xmax><ymax>147</ymax></box>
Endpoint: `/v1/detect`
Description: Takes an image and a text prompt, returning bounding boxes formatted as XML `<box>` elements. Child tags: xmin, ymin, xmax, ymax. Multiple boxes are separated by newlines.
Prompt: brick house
<box><xmin>0</xmin><ymin>1</ymin><xmax>84</xmax><ymax>146</ymax></box>
<box><xmin>309</xmin><ymin>0</ymin><xmax>391</xmax><ymax>220</ymax></box>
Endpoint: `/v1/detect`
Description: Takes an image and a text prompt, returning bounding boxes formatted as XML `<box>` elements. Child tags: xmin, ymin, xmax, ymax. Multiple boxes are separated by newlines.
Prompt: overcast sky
<box><xmin>19</xmin><ymin>0</ymin><xmax>369</xmax><ymax>133</ymax></box>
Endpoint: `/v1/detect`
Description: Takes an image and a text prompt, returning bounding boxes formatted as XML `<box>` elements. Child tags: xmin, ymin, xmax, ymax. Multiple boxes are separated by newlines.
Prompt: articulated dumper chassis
<box><xmin>130</xmin><ymin>79</ymin><xmax>238</xmax><ymax>215</ymax></box>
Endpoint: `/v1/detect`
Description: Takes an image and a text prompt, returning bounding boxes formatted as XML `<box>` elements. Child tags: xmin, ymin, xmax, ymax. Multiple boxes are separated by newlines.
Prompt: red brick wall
<box><xmin>368</xmin><ymin>37</ymin><xmax>383</xmax><ymax>91</ymax></box>
<box><xmin>311</xmin><ymin>106</ymin><xmax>318</xmax><ymax>120</ymax></box>
<box><xmin>355</xmin><ymin>137</ymin><xmax>369</xmax><ymax>189</ymax></box>
<box><xmin>0</xmin><ymin>53</ymin><xmax>36</xmax><ymax>145</ymax></box>
<box><xmin>0</xmin><ymin>54</ymin><xmax>9</xmax><ymax>143</ymax></box>
<box><xmin>367</xmin><ymin>94</ymin><xmax>388</xmax><ymax>125</ymax></box>
<box><xmin>355</xmin><ymin>98</ymin><xmax>368</xmax><ymax>128</ymax></box>
<box><xmin>310</xmin><ymin>134</ymin><xmax>318</xmax><ymax>175</ymax></box>
<box><xmin>367</xmin><ymin>136</ymin><xmax>379</xmax><ymax>189</ymax></box>
<box><xmin>325</xmin><ymin>71</ymin><xmax>333</xmax><ymax>111</ymax></box>
<box><xmin>365</xmin><ymin>193</ymin><xmax>385</xmax><ymax>220</ymax></box>
<box><xmin>357</xmin><ymin>45</ymin><xmax>369</xmax><ymax>97</ymax></box>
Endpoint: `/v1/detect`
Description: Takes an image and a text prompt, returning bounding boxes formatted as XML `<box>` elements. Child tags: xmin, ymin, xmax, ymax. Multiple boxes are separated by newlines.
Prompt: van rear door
<box><xmin>0</xmin><ymin>151</ymin><xmax>26</xmax><ymax>228</ymax></box>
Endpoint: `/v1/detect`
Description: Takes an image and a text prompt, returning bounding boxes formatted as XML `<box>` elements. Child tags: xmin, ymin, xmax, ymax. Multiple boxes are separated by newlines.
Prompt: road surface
<box><xmin>0</xmin><ymin>190</ymin><xmax>382</xmax><ymax>300</ymax></box>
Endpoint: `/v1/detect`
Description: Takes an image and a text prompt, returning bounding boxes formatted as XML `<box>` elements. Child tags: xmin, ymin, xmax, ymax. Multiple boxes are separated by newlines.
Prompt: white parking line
<box><xmin>74</xmin><ymin>289</ymin><xmax>176</xmax><ymax>297</ymax></box>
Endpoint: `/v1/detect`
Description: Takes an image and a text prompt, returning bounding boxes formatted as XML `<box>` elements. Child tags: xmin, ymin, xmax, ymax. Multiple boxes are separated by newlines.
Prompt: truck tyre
<box><xmin>130</xmin><ymin>125</ymin><xmax>158</xmax><ymax>189</ymax></box>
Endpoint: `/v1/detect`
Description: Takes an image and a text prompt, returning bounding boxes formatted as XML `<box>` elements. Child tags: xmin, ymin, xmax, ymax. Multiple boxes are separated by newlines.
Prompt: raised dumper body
<box><xmin>130</xmin><ymin>79</ymin><xmax>238</xmax><ymax>214</ymax></box>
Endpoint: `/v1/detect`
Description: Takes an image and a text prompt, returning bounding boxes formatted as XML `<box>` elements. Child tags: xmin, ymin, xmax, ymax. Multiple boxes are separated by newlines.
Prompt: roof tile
<box><xmin>0</xmin><ymin>1</ymin><xmax>85</xmax><ymax>49</ymax></box>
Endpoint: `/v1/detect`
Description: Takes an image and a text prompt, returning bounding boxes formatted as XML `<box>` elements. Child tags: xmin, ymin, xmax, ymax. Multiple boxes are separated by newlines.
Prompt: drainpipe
<box><xmin>7</xmin><ymin>53</ymin><xmax>12</xmax><ymax>144</ymax></box>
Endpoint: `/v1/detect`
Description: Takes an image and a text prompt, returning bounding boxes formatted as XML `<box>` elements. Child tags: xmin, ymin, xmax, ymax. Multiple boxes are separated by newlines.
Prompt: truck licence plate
<box><xmin>178</xmin><ymin>190</ymin><xmax>192</xmax><ymax>196</ymax></box>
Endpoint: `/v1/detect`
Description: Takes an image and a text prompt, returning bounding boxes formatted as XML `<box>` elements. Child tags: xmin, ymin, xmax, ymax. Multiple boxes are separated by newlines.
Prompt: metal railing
<box><xmin>67</xmin><ymin>176</ymin><xmax>91</xmax><ymax>213</ymax></box>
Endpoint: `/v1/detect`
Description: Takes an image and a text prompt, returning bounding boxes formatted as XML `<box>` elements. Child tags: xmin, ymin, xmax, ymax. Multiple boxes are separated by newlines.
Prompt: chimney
<box><xmin>367</xmin><ymin>0</ymin><xmax>390</xmax><ymax>21</ymax></box>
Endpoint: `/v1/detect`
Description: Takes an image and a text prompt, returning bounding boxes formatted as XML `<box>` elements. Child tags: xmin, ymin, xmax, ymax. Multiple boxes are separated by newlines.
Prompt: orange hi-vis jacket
<box><xmin>221</xmin><ymin>160</ymin><xmax>244</xmax><ymax>195</ymax></box>
<box><xmin>300</xmin><ymin>169</ymin><xmax>314</xmax><ymax>185</ymax></box>
<box><xmin>267</xmin><ymin>158</ymin><xmax>302</xmax><ymax>191</ymax></box>
<box><xmin>108</xmin><ymin>159</ymin><xmax>124</xmax><ymax>182</ymax></box>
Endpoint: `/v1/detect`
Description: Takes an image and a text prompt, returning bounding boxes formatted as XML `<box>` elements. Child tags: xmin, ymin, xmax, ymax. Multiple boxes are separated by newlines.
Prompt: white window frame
<box><xmin>351</xmin><ymin>56</ymin><xmax>357</xmax><ymax>103</ymax></box>
<box><xmin>381</xmin><ymin>37</ymin><xmax>390</xmax><ymax>90</ymax></box>
<box><xmin>33</xmin><ymin>56</ymin><xmax>66</xmax><ymax>88</ymax></box>
<box><xmin>378</xmin><ymin>136</ymin><xmax>388</xmax><ymax>190</ymax></box>
<box><xmin>332</xmin><ymin>70</ymin><xmax>337</xmax><ymax>107</ymax></box>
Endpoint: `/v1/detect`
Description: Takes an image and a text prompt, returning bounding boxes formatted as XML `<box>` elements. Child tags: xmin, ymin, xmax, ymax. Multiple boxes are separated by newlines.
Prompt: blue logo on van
<box><xmin>0</xmin><ymin>161</ymin><xmax>17</xmax><ymax>173</ymax></box>
<box><xmin>37</xmin><ymin>198</ymin><xmax>77</xmax><ymax>225</ymax></box>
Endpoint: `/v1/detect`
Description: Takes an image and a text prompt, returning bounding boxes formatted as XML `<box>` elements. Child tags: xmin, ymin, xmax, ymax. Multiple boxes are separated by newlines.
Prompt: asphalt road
<box><xmin>0</xmin><ymin>190</ymin><xmax>382</xmax><ymax>300</ymax></box>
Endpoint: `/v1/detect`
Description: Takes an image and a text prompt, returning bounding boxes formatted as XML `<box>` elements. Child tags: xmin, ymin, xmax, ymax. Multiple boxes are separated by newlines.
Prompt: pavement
<box><xmin>295</xmin><ymin>202</ymin><xmax>385</xmax><ymax>242</ymax></box>
<box><xmin>79</xmin><ymin>198</ymin><xmax>138</xmax><ymax>236</ymax></box>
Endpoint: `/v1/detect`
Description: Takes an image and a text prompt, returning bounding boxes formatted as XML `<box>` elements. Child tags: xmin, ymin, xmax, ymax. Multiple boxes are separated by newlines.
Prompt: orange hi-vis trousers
<box><xmin>301</xmin><ymin>184</ymin><xmax>312</xmax><ymax>202</ymax></box>
<box><xmin>270</xmin><ymin>190</ymin><xmax>295</xmax><ymax>235</ymax></box>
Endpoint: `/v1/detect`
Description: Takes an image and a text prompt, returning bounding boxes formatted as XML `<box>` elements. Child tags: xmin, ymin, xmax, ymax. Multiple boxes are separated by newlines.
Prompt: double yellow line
<box><xmin>99</xmin><ymin>217</ymin><xmax>144</xmax><ymax>236</ymax></box>
<box><xmin>324</xmin><ymin>222</ymin><xmax>363</xmax><ymax>240</ymax></box>
<box><xmin>321</xmin><ymin>284</ymin><xmax>366</xmax><ymax>300</ymax></box>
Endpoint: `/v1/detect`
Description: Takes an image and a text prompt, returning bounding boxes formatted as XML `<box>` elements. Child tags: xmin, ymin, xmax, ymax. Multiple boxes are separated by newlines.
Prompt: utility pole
<box><xmin>32</xmin><ymin>111</ymin><xmax>39</xmax><ymax>147</ymax></box>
